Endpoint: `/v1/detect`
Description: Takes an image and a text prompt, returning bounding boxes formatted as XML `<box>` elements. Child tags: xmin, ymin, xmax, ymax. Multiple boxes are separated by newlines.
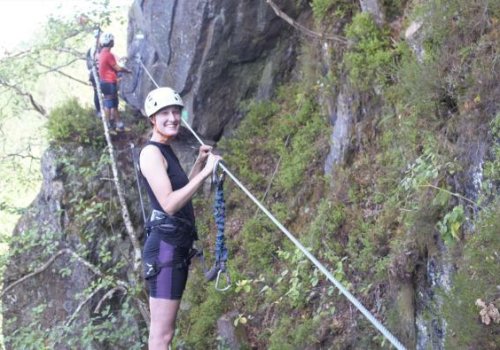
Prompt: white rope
<box><xmin>137</xmin><ymin>58</ymin><xmax>406</xmax><ymax>350</ymax></box>
<box><xmin>138</xmin><ymin>58</ymin><xmax>159</xmax><ymax>89</ymax></box>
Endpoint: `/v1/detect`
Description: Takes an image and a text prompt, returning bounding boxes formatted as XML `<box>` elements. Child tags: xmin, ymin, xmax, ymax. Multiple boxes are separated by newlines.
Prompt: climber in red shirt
<box><xmin>98</xmin><ymin>32</ymin><xmax>131</xmax><ymax>133</ymax></box>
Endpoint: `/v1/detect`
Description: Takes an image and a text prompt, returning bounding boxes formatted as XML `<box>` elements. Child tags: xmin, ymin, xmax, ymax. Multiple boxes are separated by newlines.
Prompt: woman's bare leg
<box><xmin>149</xmin><ymin>297</ymin><xmax>181</xmax><ymax>350</ymax></box>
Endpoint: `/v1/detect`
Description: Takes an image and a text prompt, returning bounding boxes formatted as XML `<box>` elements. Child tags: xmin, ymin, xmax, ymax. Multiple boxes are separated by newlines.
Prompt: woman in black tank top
<box><xmin>140</xmin><ymin>87</ymin><xmax>221</xmax><ymax>350</ymax></box>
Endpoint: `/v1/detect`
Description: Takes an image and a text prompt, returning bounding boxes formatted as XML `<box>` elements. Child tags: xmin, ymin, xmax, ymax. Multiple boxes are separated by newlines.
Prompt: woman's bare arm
<box><xmin>140</xmin><ymin>144</ymin><xmax>219</xmax><ymax>215</ymax></box>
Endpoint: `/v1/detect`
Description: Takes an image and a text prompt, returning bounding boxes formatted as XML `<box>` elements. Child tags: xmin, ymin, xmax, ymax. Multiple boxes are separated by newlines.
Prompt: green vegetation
<box><xmin>222</xmin><ymin>85</ymin><xmax>329</xmax><ymax>197</ymax></box>
<box><xmin>305</xmin><ymin>199</ymin><xmax>345</xmax><ymax>253</ymax></box>
<box><xmin>382</xmin><ymin>0</ymin><xmax>407</xmax><ymax>21</ymax></box>
<box><xmin>46</xmin><ymin>98</ymin><xmax>105</xmax><ymax>147</ymax></box>
<box><xmin>344</xmin><ymin>12</ymin><xmax>393</xmax><ymax>91</ymax></box>
<box><xmin>443</xmin><ymin>201</ymin><xmax>500</xmax><ymax>349</ymax></box>
<box><xmin>176</xmin><ymin>1</ymin><xmax>499</xmax><ymax>347</ymax></box>
<box><xmin>441</xmin><ymin>110</ymin><xmax>500</xmax><ymax>348</ymax></box>
<box><xmin>310</xmin><ymin>0</ymin><xmax>355</xmax><ymax>21</ymax></box>
<box><xmin>311</xmin><ymin>0</ymin><xmax>338</xmax><ymax>20</ymax></box>
<box><xmin>436</xmin><ymin>204</ymin><xmax>464</xmax><ymax>243</ymax></box>
<box><xmin>177</xmin><ymin>83</ymin><xmax>331</xmax><ymax>347</ymax></box>
<box><xmin>178</xmin><ymin>281</ymin><xmax>226</xmax><ymax>349</ymax></box>
<box><xmin>269</xmin><ymin>315</ymin><xmax>318</xmax><ymax>349</ymax></box>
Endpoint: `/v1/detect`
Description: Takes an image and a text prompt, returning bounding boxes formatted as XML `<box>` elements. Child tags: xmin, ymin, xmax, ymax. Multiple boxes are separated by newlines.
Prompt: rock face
<box><xmin>217</xmin><ymin>311</ymin><xmax>249</xmax><ymax>349</ymax></box>
<box><xmin>122</xmin><ymin>0</ymin><xmax>300</xmax><ymax>141</ymax></box>
<box><xmin>1</xmin><ymin>148</ymin><xmax>93</xmax><ymax>348</ymax></box>
<box><xmin>359</xmin><ymin>0</ymin><xmax>385</xmax><ymax>25</ymax></box>
<box><xmin>324</xmin><ymin>88</ymin><xmax>355</xmax><ymax>173</ymax></box>
<box><xmin>405</xmin><ymin>20</ymin><xmax>425</xmax><ymax>62</ymax></box>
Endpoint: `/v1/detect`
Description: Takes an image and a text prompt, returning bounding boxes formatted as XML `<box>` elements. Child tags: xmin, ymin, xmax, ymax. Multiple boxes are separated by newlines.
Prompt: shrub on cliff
<box><xmin>46</xmin><ymin>98</ymin><xmax>104</xmax><ymax>147</ymax></box>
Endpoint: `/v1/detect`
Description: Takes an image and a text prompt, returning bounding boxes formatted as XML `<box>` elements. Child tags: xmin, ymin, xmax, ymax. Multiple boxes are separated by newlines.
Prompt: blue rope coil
<box><xmin>213</xmin><ymin>175</ymin><xmax>228</xmax><ymax>265</ymax></box>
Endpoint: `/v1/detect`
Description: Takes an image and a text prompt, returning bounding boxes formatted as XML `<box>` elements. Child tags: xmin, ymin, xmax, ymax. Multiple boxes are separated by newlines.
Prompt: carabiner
<box><xmin>215</xmin><ymin>268</ymin><xmax>231</xmax><ymax>292</ymax></box>
<box><xmin>212</xmin><ymin>159</ymin><xmax>225</xmax><ymax>186</ymax></box>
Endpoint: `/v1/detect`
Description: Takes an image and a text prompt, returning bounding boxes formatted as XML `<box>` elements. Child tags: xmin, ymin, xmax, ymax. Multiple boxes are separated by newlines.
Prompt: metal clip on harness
<box><xmin>215</xmin><ymin>261</ymin><xmax>231</xmax><ymax>292</ymax></box>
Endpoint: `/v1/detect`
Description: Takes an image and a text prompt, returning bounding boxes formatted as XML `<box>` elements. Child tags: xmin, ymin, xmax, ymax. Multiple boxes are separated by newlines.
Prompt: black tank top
<box><xmin>141</xmin><ymin>141</ymin><xmax>195</xmax><ymax>226</ymax></box>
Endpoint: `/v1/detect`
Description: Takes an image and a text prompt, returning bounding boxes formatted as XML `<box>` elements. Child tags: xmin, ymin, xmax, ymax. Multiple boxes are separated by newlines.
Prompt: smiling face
<box><xmin>151</xmin><ymin>105</ymin><xmax>182</xmax><ymax>142</ymax></box>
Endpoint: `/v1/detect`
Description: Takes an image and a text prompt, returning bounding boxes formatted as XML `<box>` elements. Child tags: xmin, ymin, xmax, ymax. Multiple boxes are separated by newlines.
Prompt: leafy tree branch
<box><xmin>0</xmin><ymin>78</ymin><xmax>47</xmax><ymax>116</ymax></box>
<box><xmin>38</xmin><ymin>61</ymin><xmax>89</xmax><ymax>85</ymax></box>
<box><xmin>0</xmin><ymin>248</ymin><xmax>129</xmax><ymax>299</ymax></box>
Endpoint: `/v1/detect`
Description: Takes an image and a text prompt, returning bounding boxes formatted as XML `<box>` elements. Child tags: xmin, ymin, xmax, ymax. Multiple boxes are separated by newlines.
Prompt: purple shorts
<box><xmin>143</xmin><ymin>234</ymin><xmax>190</xmax><ymax>299</ymax></box>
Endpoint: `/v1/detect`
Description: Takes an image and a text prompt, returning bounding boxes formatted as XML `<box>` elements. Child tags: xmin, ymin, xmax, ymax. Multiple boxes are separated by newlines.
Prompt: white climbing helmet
<box><xmin>144</xmin><ymin>87</ymin><xmax>184</xmax><ymax>117</ymax></box>
<box><xmin>100</xmin><ymin>32</ymin><xmax>114</xmax><ymax>46</ymax></box>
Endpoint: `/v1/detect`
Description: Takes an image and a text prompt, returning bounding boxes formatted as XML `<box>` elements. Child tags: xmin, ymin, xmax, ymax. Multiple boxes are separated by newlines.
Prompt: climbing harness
<box><xmin>144</xmin><ymin>209</ymin><xmax>201</xmax><ymax>274</ymax></box>
<box><xmin>144</xmin><ymin>251</ymin><xmax>194</xmax><ymax>279</ymax></box>
<box><xmin>204</xmin><ymin>160</ymin><xmax>231</xmax><ymax>291</ymax></box>
<box><xmin>136</xmin><ymin>57</ymin><xmax>406</xmax><ymax>350</ymax></box>
<box><xmin>146</xmin><ymin>209</ymin><xmax>195</xmax><ymax>236</ymax></box>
